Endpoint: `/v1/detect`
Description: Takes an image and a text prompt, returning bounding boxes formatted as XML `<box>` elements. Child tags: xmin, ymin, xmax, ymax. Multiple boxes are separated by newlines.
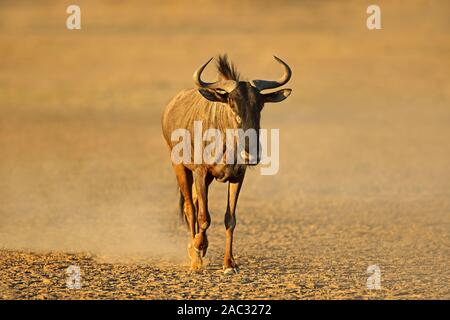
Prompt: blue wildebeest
<box><xmin>162</xmin><ymin>55</ymin><xmax>292</xmax><ymax>273</ymax></box>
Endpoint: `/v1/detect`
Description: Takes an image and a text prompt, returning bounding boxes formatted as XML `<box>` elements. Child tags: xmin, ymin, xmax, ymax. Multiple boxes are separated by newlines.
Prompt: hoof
<box><xmin>188</xmin><ymin>243</ymin><xmax>203</xmax><ymax>270</ymax></box>
<box><xmin>190</xmin><ymin>260</ymin><xmax>203</xmax><ymax>271</ymax></box>
<box><xmin>223</xmin><ymin>266</ymin><xmax>240</xmax><ymax>275</ymax></box>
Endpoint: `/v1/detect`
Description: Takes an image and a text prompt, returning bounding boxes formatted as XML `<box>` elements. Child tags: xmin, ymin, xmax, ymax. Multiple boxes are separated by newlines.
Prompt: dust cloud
<box><xmin>0</xmin><ymin>119</ymin><xmax>186</xmax><ymax>263</ymax></box>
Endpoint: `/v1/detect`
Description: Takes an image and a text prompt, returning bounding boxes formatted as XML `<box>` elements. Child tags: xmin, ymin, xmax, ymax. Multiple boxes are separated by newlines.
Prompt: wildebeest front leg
<box><xmin>190</xmin><ymin>168</ymin><xmax>213</xmax><ymax>270</ymax></box>
<box><xmin>223</xmin><ymin>174</ymin><xmax>244</xmax><ymax>274</ymax></box>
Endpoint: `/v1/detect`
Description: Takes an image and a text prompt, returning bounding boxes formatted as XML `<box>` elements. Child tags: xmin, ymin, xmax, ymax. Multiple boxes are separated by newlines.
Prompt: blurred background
<box><xmin>0</xmin><ymin>0</ymin><xmax>449</xmax><ymax>298</ymax></box>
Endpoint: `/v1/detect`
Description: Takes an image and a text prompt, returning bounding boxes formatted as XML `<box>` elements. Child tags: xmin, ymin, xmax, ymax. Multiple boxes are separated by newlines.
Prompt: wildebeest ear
<box><xmin>262</xmin><ymin>89</ymin><xmax>292</xmax><ymax>103</ymax></box>
<box><xmin>198</xmin><ymin>88</ymin><xmax>228</xmax><ymax>102</ymax></box>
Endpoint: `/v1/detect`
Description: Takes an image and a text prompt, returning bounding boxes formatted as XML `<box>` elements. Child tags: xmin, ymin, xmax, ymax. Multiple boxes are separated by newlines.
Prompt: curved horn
<box><xmin>251</xmin><ymin>56</ymin><xmax>292</xmax><ymax>91</ymax></box>
<box><xmin>193</xmin><ymin>57</ymin><xmax>237</xmax><ymax>92</ymax></box>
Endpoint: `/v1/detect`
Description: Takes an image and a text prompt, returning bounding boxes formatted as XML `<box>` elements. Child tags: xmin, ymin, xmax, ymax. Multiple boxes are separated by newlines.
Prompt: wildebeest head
<box><xmin>193</xmin><ymin>54</ymin><xmax>292</xmax><ymax>164</ymax></box>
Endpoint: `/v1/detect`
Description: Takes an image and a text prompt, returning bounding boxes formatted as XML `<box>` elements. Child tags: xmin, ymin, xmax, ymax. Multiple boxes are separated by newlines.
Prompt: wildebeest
<box><xmin>161</xmin><ymin>55</ymin><xmax>292</xmax><ymax>273</ymax></box>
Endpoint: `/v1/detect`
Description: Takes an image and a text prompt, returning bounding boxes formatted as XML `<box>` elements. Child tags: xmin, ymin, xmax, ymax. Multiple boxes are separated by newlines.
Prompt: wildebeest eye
<box><xmin>216</xmin><ymin>89</ymin><xmax>227</xmax><ymax>94</ymax></box>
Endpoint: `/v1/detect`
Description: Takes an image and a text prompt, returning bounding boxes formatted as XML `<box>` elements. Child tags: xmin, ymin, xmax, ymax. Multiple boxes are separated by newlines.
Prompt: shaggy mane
<box><xmin>216</xmin><ymin>54</ymin><xmax>240</xmax><ymax>81</ymax></box>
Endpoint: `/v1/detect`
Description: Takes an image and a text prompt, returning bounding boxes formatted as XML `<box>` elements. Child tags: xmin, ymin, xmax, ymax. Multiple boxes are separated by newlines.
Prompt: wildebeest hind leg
<box><xmin>191</xmin><ymin>183</ymin><xmax>199</xmax><ymax>234</ymax></box>
<box><xmin>172</xmin><ymin>164</ymin><xmax>196</xmax><ymax>238</ymax></box>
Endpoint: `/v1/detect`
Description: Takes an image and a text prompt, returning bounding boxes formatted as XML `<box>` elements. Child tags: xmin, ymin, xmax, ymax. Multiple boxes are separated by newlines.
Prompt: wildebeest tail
<box><xmin>178</xmin><ymin>189</ymin><xmax>189</xmax><ymax>227</ymax></box>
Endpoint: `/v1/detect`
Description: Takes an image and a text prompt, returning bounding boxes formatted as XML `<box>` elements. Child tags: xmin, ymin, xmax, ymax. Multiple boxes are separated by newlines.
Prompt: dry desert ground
<box><xmin>0</xmin><ymin>0</ymin><xmax>449</xmax><ymax>299</ymax></box>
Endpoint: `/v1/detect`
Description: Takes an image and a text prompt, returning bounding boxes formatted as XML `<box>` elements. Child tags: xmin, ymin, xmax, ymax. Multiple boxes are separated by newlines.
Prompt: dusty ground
<box><xmin>0</xmin><ymin>1</ymin><xmax>449</xmax><ymax>299</ymax></box>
